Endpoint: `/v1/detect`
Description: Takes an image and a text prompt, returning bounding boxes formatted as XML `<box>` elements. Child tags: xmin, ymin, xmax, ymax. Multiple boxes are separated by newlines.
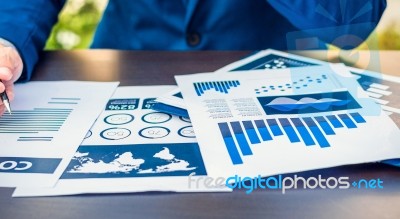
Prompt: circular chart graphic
<box><xmin>178</xmin><ymin>126</ymin><xmax>195</xmax><ymax>138</ymax></box>
<box><xmin>179</xmin><ymin>116</ymin><xmax>191</xmax><ymax>123</ymax></box>
<box><xmin>142</xmin><ymin>112</ymin><xmax>172</xmax><ymax>124</ymax></box>
<box><xmin>100</xmin><ymin>128</ymin><xmax>132</xmax><ymax>140</ymax></box>
<box><xmin>104</xmin><ymin>113</ymin><xmax>134</xmax><ymax>125</ymax></box>
<box><xmin>139</xmin><ymin>126</ymin><xmax>170</xmax><ymax>139</ymax></box>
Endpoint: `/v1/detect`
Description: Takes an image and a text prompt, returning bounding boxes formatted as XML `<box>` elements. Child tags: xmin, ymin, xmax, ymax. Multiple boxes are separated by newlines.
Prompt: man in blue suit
<box><xmin>0</xmin><ymin>0</ymin><xmax>387</xmax><ymax>115</ymax></box>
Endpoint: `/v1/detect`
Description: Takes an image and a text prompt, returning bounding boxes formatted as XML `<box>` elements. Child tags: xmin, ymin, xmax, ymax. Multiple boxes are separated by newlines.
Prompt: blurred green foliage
<box><xmin>46</xmin><ymin>0</ymin><xmax>400</xmax><ymax>50</ymax></box>
<box><xmin>45</xmin><ymin>0</ymin><xmax>105</xmax><ymax>50</ymax></box>
<box><xmin>371</xmin><ymin>23</ymin><xmax>400</xmax><ymax>49</ymax></box>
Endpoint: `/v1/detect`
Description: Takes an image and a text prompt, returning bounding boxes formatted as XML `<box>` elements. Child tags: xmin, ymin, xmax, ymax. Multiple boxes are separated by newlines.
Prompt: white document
<box><xmin>347</xmin><ymin>67</ymin><xmax>400</xmax><ymax>167</ymax></box>
<box><xmin>215</xmin><ymin>49</ymin><xmax>326</xmax><ymax>72</ymax></box>
<box><xmin>175</xmin><ymin>65</ymin><xmax>400</xmax><ymax>179</ymax></box>
<box><xmin>0</xmin><ymin>81</ymin><xmax>118</xmax><ymax>187</ymax></box>
<box><xmin>154</xmin><ymin>88</ymin><xmax>188</xmax><ymax>110</ymax></box>
<box><xmin>13</xmin><ymin>86</ymin><xmax>230</xmax><ymax>197</ymax></box>
<box><xmin>348</xmin><ymin>67</ymin><xmax>400</xmax><ymax>121</ymax></box>
<box><xmin>155</xmin><ymin>49</ymin><xmax>327</xmax><ymax>113</ymax></box>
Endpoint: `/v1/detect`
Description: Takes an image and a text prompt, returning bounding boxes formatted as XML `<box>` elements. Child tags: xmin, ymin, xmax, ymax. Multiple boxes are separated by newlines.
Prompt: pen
<box><xmin>0</xmin><ymin>80</ymin><xmax>11</xmax><ymax>114</ymax></box>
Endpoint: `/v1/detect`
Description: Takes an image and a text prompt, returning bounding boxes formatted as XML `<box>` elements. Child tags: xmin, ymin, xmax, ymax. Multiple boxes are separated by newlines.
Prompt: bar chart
<box><xmin>0</xmin><ymin>108</ymin><xmax>73</xmax><ymax>142</ymax></box>
<box><xmin>217</xmin><ymin>112</ymin><xmax>367</xmax><ymax>165</ymax></box>
<box><xmin>193</xmin><ymin>80</ymin><xmax>241</xmax><ymax>96</ymax></box>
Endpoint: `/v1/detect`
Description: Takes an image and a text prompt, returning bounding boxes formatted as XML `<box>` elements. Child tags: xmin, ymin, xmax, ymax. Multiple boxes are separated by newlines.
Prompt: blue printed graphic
<box><xmin>278</xmin><ymin>118</ymin><xmax>301</xmax><ymax>143</ymax></box>
<box><xmin>194</xmin><ymin>80</ymin><xmax>241</xmax><ymax>96</ymax></box>
<box><xmin>326</xmin><ymin>115</ymin><xmax>344</xmax><ymax>128</ymax></box>
<box><xmin>230</xmin><ymin>54</ymin><xmax>318</xmax><ymax>71</ymax></box>
<box><xmin>0</xmin><ymin>108</ymin><xmax>72</xmax><ymax>141</ymax></box>
<box><xmin>61</xmin><ymin>143</ymin><xmax>207</xmax><ymax>178</ymax></box>
<box><xmin>254</xmin><ymin>74</ymin><xmax>328</xmax><ymax>94</ymax></box>
<box><xmin>103</xmin><ymin>113</ymin><xmax>134</xmax><ymax>125</ymax></box>
<box><xmin>314</xmin><ymin>116</ymin><xmax>335</xmax><ymax>135</ymax></box>
<box><xmin>0</xmin><ymin>157</ymin><xmax>61</xmax><ymax>173</ymax></box>
<box><xmin>338</xmin><ymin>114</ymin><xmax>357</xmax><ymax>128</ymax></box>
<box><xmin>217</xmin><ymin>113</ymin><xmax>367</xmax><ymax>165</ymax></box>
<box><xmin>290</xmin><ymin>118</ymin><xmax>315</xmax><ymax>146</ymax></box>
<box><xmin>257</xmin><ymin>91</ymin><xmax>361</xmax><ymax>115</ymax></box>
<box><xmin>105</xmin><ymin>99</ymin><xmax>139</xmax><ymax>111</ymax></box>
<box><xmin>173</xmin><ymin>92</ymin><xmax>183</xmax><ymax>98</ymax></box>
<box><xmin>142</xmin><ymin>98</ymin><xmax>157</xmax><ymax>109</ymax></box>
<box><xmin>151</xmin><ymin>102</ymin><xmax>189</xmax><ymax>118</ymax></box>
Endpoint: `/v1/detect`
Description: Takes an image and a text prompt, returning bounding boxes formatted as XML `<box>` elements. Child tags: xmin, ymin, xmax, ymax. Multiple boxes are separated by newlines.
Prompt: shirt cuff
<box><xmin>0</xmin><ymin>37</ymin><xmax>17</xmax><ymax>48</ymax></box>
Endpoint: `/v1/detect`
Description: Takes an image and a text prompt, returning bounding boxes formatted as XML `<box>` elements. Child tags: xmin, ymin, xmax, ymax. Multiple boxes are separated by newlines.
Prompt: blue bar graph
<box><xmin>350</xmin><ymin>112</ymin><xmax>366</xmax><ymax>123</ymax></box>
<box><xmin>213</xmin><ymin>82</ymin><xmax>218</xmax><ymax>91</ymax></box>
<box><xmin>254</xmin><ymin>120</ymin><xmax>272</xmax><ymax>141</ymax></box>
<box><xmin>267</xmin><ymin>119</ymin><xmax>283</xmax><ymax>136</ymax></box>
<box><xmin>230</xmin><ymin>122</ymin><xmax>253</xmax><ymax>156</ymax></box>
<box><xmin>0</xmin><ymin>108</ymin><xmax>73</xmax><ymax>139</ymax></box>
<box><xmin>290</xmin><ymin>118</ymin><xmax>315</xmax><ymax>146</ymax></box>
<box><xmin>314</xmin><ymin>116</ymin><xmax>335</xmax><ymax>135</ymax></box>
<box><xmin>194</xmin><ymin>81</ymin><xmax>241</xmax><ymax>96</ymax></box>
<box><xmin>338</xmin><ymin>114</ymin><xmax>357</xmax><ymax>128</ymax></box>
<box><xmin>219</xmin><ymin>82</ymin><xmax>227</xmax><ymax>93</ymax></box>
<box><xmin>205</xmin><ymin>82</ymin><xmax>210</xmax><ymax>90</ymax></box>
<box><xmin>201</xmin><ymin>82</ymin><xmax>207</xmax><ymax>91</ymax></box>
<box><xmin>278</xmin><ymin>118</ymin><xmax>300</xmax><ymax>143</ymax></box>
<box><xmin>326</xmin><ymin>115</ymin><xmax>344</xmax><ymax>128</ymax></box>
<box><xmin>217</xmin><ymin>82</ymin><xmax>224</xmax><ymax>93</ymax></box>
<box><xmin>217</xmin><ymin>123</ymin><xmax>243</xmax><ymax>165</ymax></box>
<box><xmin>242</xmin><ymin>121</ymin><xmax>261</xmax><ymax>144</ymax></box>
<box><xmin>302</xmin><ymin>117</ymin><xmax>330</xmax><ymax>148</ymax></box>
<box><xmin>217</xmin><ymin>112</ymin><xmax>367</xmax><ymax>165</ymax></box>
<box><xmin>194</xmin><ymin>83</ymin><xmax>202</xmax><ymax>96</ymax></box>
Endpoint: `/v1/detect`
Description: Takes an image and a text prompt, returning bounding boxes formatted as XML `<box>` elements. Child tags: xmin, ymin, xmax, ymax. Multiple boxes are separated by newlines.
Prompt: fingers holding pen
<box><xmin>0</xmin><ymin>80</ymin><xmax>13</xmax><ymax>115</ymax></box>
<box><xmin>0</xmin><ymin>46</ymin><xmax>23</xmax><ymax>83</ymax></box>
<box><xmin>0</xmin><ymin>67</ymin><xmax>13</xmax><ymax>93</ymax></box>
<box><xmin>0</xmin><ymin>43</ymin><xmax>23</xmax><ymax>111</ymax></box>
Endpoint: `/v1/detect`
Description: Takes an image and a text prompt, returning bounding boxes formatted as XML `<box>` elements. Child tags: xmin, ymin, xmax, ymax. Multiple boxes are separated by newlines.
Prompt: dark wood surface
<box><xmin>31</xmin><ymin>50</ymin><xmax>249</xmax><ymax>85</ymax></box>
<box><xmin>1</xmin><ymin>50</ymin><xmax>400</xmax><ymax>219</ymax></box>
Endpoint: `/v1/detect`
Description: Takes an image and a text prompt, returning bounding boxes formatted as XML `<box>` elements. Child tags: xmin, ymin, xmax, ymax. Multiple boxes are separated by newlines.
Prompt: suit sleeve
<box><xmin>267</xmin><ymin>0</ymin><xmax>386</xmax><ymax>49</ymax></box>
<box><xmin>0</xmin><ymin>0</ymin><xmax>66</xmax><ymax>81</ymax></box>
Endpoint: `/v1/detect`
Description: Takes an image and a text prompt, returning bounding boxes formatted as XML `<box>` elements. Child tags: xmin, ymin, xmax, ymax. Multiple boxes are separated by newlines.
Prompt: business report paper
<box><xmin>0</xmin><ymin>81</ymin><xmax>118</xmax><ymax>187</ymax></box>
<box><xmin>154</xmin><ymin>49</ymin><xmax>327</xmax><ymax>115</ymax></box>
<box><xmin>14</xmin><ymin>86</ymin><xmax>230</xmax><ymax>197</ymax></box>
<box><xmin>175</xmin><ymin>65</ymin><xmax>400</xmax><ymax>178</ymax></box>
<box><xmin>155</xmin><ymin>49</ymin><xmax>400</xmax><ymax>129</ymax></box>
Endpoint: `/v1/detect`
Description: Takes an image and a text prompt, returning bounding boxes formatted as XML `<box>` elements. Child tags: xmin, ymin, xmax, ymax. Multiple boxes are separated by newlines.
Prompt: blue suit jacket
<box><xmin>0</xmin><ymin>0</ymin><xmax>386</xmax><ymax>81</ymax></box>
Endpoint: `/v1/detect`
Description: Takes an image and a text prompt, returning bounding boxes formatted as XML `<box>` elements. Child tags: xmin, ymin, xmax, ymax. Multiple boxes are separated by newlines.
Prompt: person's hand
<box><xmin>0</xmin><ymin>41</ymin><xmax>23</xmax><ymax>116</ymax></box>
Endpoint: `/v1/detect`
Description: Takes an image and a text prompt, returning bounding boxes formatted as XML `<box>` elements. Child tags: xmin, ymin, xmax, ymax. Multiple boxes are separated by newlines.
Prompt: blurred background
<box><xmin>45</xmin><ymin>0</ymin><xmax>400</xmax><ymax>50</ymax></box>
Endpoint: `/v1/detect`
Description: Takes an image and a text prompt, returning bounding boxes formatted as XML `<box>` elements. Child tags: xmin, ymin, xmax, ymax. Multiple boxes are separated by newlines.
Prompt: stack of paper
<box><xmin>3</xmin><ymin>49</ymin><xmax>400</xmax><ymax>197</ymax></box>
<box><xmin>155</xmin><ymin>49</ymin><xmax>400</xmax><ymax>177</ymax></box>
<box><xmin>12</xmin><ymin>86</ymin><xmax>230</xmax><ymax>197</ymax></box>
<box><xmin>155</xmin><ymin>49</ymin><xmax>400</xmax><ymax>127</ymax></box>
<box><xmin>175</xmin><ymin>64</ymin><xmax>400</xmax><ymax>178</ymax></box>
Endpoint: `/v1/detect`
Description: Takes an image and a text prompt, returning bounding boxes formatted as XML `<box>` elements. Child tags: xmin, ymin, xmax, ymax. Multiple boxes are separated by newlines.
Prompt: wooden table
<box><xmin>1</xmin><ymin>50</ymin><xmax>399</xmax><ymax>219</ymax></box>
